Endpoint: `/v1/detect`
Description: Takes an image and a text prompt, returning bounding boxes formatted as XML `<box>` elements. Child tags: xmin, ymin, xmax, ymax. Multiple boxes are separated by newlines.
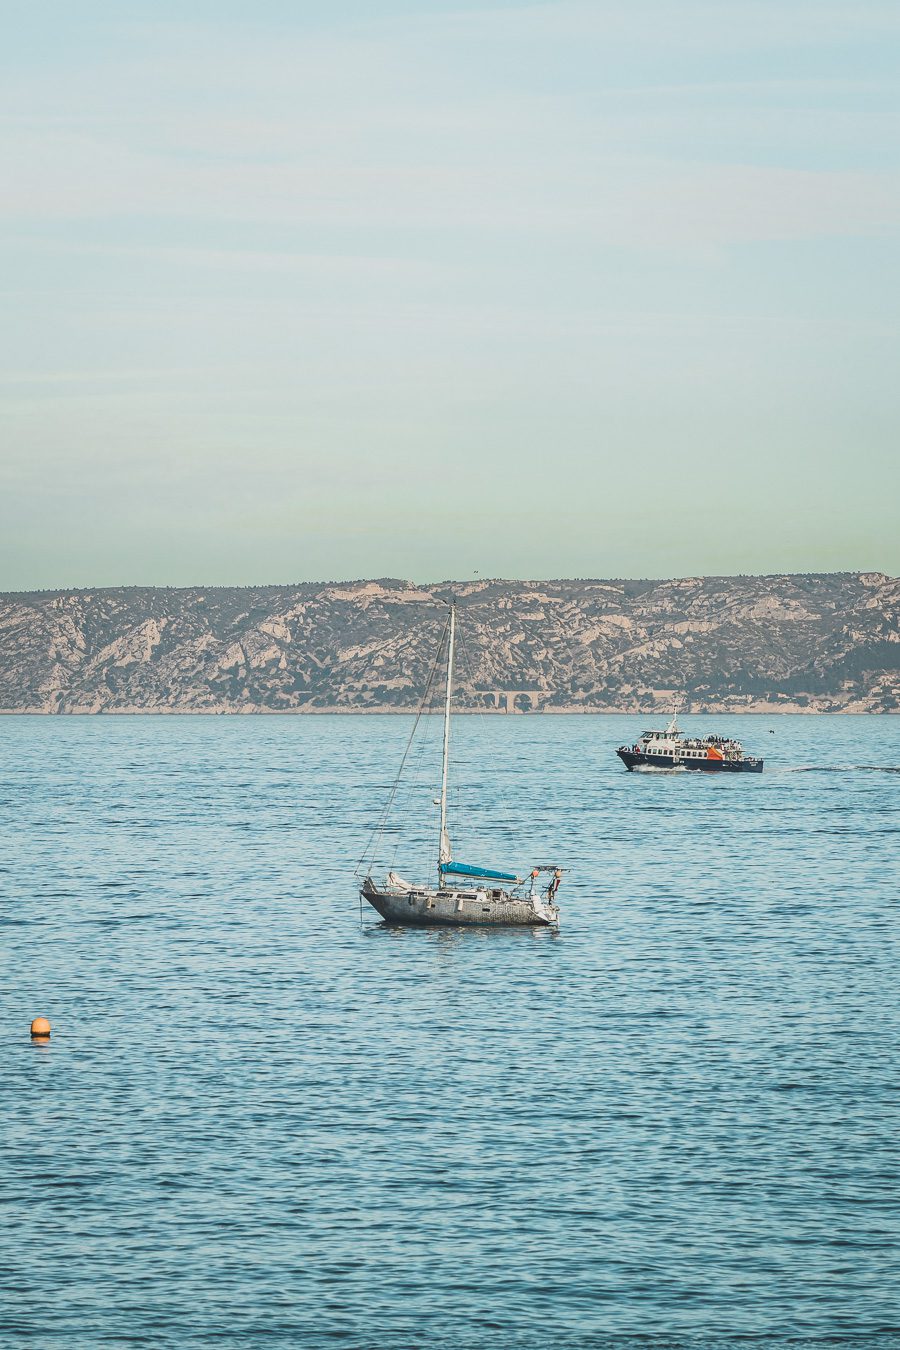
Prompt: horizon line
<box><xmin>1</xmin><ymin>569</ymin><xmax>894</xmax><ymax>598</ymax></box>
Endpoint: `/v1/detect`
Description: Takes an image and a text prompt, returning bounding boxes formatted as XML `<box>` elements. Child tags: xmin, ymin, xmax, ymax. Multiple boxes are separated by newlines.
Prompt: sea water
<box><xmin>2</xmin><ymin>714</ymin><xmax>899</xmax><ymax>1348</ymax></box>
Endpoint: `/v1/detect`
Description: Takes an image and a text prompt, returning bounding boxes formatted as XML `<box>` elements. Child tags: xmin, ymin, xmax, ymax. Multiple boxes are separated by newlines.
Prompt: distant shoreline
<box><xmin>3</xmin><ymin>574</ymin><xmax>897</xmax><ymax>715</ymax></box>
<box><xmin>1</xmin><ymin>706</ymin><xmax>895</xmax><ymax>716</ymax></box>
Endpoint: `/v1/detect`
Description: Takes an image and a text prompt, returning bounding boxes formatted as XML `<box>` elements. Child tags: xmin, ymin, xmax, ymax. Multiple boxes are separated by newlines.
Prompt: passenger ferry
<box><xmin>617</xmin><ymin>713</ymin><xmax>763</xmax><ymax>773</ymax></box>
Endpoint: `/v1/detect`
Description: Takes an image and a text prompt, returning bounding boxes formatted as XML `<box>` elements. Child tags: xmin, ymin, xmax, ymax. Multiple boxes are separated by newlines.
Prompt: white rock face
<box><xmin>0</xmin><ymin>573</ymin><xmax>897</xmax><ymax>713</ymax></box>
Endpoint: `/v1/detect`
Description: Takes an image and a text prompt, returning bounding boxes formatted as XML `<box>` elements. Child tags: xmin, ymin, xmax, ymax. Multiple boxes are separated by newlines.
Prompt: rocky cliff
<box><xmin>1</xmin><ymin>574</ymin><xmax>898</xmax><ymax>713</ymax></box>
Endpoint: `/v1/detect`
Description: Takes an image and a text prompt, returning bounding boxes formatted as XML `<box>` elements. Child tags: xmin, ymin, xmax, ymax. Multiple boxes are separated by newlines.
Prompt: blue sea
<box><xmin>2</xmin><ymin>714</ymin><xmax>899</xmax><ymax>1349</ymax></box>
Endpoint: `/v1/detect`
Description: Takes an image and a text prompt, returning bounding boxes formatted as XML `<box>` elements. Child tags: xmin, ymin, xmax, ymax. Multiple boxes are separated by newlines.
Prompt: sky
<box><xmin>1</xmin><ymin>0</ymin><xmax>898</xmax><ymax>588</ymax></box>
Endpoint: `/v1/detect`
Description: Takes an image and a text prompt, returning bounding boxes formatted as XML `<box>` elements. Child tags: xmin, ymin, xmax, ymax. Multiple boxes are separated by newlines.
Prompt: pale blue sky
<box><xmin>1</xmin><ymin>0</ymin><xmax>898</xmax><ymax>587</ymax></box>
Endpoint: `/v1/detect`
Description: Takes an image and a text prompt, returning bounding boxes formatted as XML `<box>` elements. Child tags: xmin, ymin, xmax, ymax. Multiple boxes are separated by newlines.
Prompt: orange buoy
<box><xmin>30</xmin><ymin>1017</ymin><xmax>51</xmax><ymax>1039</ymax></box>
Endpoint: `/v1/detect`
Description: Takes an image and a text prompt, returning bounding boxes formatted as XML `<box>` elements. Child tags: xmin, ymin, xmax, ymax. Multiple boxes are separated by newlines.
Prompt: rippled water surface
<box><xmin>3</xmin><ymin>714</ymin><xmax>899</xmax><ymax>1348</ymax></box>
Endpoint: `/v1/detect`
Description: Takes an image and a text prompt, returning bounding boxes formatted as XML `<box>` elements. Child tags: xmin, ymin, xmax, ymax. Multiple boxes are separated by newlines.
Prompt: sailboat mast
<box><xmin>438</xmin><ymin>601</ymin><xmax>455</xmax><ymax>882</ymax></box>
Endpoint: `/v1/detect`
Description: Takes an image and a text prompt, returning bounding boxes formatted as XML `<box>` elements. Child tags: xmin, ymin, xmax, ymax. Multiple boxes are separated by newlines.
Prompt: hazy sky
<box><xmin>2</xmin><ymin>0</ymin><xmax>898</xmax><ymax>588</ymax></box>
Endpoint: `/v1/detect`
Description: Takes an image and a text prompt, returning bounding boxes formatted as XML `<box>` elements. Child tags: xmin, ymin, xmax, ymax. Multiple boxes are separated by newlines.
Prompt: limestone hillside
<box><xmin>1</xmin><ymin>574</ymin><xmax>898</xmax><ymax>713</ymax></box>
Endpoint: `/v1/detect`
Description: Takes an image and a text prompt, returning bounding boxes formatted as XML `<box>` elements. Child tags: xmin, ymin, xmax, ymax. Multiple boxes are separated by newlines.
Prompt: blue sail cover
<box><xmin>439</xmin><ymin>861</ymin><xmax>520</xmax><ymax>883</ymax></box>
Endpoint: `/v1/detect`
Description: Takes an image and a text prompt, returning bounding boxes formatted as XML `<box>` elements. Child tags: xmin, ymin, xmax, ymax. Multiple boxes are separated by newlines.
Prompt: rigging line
<box><xmin>378</xmin><ymin>602</ymin><xmax>451</xmax><ymax>873</ymax></box>
<box><xmin>385</xmin><ymin>636</ymin><xmax>445</xmax><ymax>871</ymax></box>
<box><xmin>343</xmin><ymin>622</ymin><xmax>443</xmax><ymax>678</ymax></box>
<box><xmin>385</xmin><ymin>664</ymin><xmax>438</xmax><ymax>863</ymax></box>
<box><xmin>386</xmin><ymin>677</ymin><xmax>440</xmax><ymax>873</ymax></box>
<box><xmin>338</xmin><ymin>600</ymin><xmax>450</xmax><ymax>700</ymax></box>
<box><xmin>353</xmin><ymin>609</ymin><xmax>450</xmax><ymax>879</ymax></box>
<box><xmin>356</xmin><ymin>679</ymin><xmax>439</xmax><ymax>880</ymax></box>
<box><xmin>355</xmin><ymin>640</ymin><xmax>443</xmax><ymax>880</ymax></box>
<box><xmin>454</xmin><ymin>610</ymin><xmax>523</xmax><ymax>866</ymax></box>
<box><xmin>334</xmin><ymin>629</ymin><xmax>439</xmax><ymax>707</ymax></box>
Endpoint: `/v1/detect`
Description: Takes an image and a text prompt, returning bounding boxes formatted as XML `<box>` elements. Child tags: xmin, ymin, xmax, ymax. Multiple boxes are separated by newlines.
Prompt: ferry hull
<box><xmin>361</xmin><ymin>880</ymin><xmax>558</xmax><ymax>927</ymax></box>
<box><xmin>617</xmin><ymin>749</ymin><xmax>763</xmax><ymax>773</ymax></box>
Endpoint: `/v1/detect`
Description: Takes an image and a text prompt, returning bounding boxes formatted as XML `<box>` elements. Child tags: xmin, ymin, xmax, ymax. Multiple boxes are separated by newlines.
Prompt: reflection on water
<box><xmin>366</xmin><ymin>920</ymin><xmax>561</xmax><ymax>946</ymax></box>
<box><xmin>2</xmin><ymin>713</ymin><xmax>899</xmax><ymax>1348</ymax></box>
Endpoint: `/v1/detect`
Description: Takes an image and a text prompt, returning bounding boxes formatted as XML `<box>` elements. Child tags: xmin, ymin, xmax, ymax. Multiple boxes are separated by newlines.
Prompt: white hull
<box><xmin>361</xmin><ymin>878</ymin><xmax>558</xmax><ymax>927</ymax></box>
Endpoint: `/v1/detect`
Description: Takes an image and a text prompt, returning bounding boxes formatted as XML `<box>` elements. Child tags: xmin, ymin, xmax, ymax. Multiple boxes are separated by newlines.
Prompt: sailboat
<box><xmin>359</xmin><ymin>602</ymin><xmax>564</xmax><ymax>927</ymax></box>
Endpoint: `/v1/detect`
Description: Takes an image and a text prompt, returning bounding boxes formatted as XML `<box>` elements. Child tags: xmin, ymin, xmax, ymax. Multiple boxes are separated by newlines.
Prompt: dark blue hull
<box><xmin>617</xmin><ymin>749</ymin><xmax>763</xmax><ymax>773</ymax></box>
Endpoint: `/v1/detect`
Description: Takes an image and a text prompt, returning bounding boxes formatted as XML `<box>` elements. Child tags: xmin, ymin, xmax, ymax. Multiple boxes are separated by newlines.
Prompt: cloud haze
<box><xmin>1</xmin><ymin>0</ymin><xmax>898</xmax><ymax>586</ymax></box>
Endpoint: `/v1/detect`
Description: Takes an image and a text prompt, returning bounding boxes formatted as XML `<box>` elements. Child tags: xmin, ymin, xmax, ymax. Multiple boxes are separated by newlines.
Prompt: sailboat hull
<box><xmin>361</xmin><ymin>880</ymin><xmax>558</xmax><ymax>927</ymax></box>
